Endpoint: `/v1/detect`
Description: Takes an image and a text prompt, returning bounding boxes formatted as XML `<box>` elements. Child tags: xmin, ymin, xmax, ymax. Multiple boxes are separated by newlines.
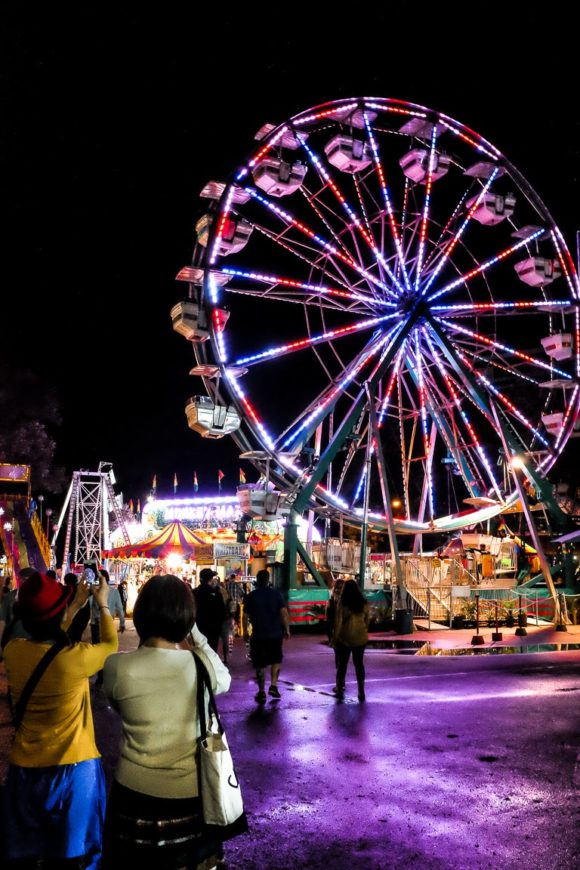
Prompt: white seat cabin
<box><xmin>514</xmin><ymin>257</ymin><xmax>561</xmax><ymax>286</ymax></box>
<box><xmin>324</xmin><ymin>135</ymin><xmax>372</xmax><ymax>173</ymax></box>
<box><xmin>195</xmin><ymin>214</ymin><xmax>253</xmax><ymax>255</ymax></box>
<box><xmin>466</xmin><ymin>192</ymin><xmax>516</xmax><ymax>225</ymax></box>
<box><xmin>400</xmin><ymin>149</ymin><xmax>450</xmax><ymax>184</ymax></box>
<box><xmin>170</xmin><ymin>301</ymin><xmax>209</xmax><ymax>342</ymax></box>
<box><xmin>541</xmin><ymin>412</ymin><xmax>564</xmax><ymax>436</ymax></box>
<box><xmin>252</xmin><ymin>158</ymin><xmax>307</xmax><ymax>196</ymax></box>
<box><xmin>237</xmin><ymin>484</ymin><xmax>284</xmax><ymax>520</ymax></box>
<box><xmin>185</xmin><ymin>396</ymin><xmax>241</xmax><ymax>438</ymax></box>
<box><xmin>540</xmin><ymin>333</ymin><xmax>573</xmax><ymax>361</ymax></box>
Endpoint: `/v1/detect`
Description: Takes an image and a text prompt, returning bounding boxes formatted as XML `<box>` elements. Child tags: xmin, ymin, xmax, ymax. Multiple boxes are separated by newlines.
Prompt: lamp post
<box><xmin>3</xmin><ymin>521</ymin><xmax>14</xmax><ymax>577</ymax></box>
<box><xmin>38</xmin><ymin>494</ymin><xmax>44</xmax><ymax>524</ymax></box>
<box><xmin>45</xmin><ymin>508</ymin><xmax>53</xmax><ymax>539</ymax></box>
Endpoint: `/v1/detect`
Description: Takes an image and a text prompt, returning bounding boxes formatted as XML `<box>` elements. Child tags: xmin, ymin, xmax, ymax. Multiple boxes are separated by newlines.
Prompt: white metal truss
<box><xmin>52</xmin><ymin>464</ymin><xmax>130</xmax><ymax>569</ymax></box>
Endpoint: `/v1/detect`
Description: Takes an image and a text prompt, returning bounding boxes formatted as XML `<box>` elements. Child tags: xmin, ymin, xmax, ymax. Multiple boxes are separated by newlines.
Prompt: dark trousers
<box><xmin>335</xmin><ymin>642</ymin><xmax>366</xmax><ymax>690</ymax></box>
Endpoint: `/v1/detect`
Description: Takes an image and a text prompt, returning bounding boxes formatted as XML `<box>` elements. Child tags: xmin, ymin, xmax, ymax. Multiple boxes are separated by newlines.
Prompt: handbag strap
<box><xmin>13</xmin><ymin>638</ymin><xmax>68</xmax><ymax>729</ymax></box>
<box><xmin>192</xmin><ymin>650</ymin><xmax>223</xmax><ymax>735</ymax></box>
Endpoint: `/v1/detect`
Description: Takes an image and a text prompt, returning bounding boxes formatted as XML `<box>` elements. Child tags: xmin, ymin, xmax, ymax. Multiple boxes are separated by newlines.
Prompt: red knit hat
<box><xmin>17</xmin><ymin>572</ymin><xmax>73</xmax><ymax>622</ymax></box>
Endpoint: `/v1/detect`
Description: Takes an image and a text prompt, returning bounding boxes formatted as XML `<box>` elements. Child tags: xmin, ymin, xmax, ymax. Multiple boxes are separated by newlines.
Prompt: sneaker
<box><xmin>268</xmin><ymin>685</ymin><xmax>281</xmax><ymax>699</ymax></box>
<box><xmin>255</xmin><ymin>690</ymin><xmax>267</xmax><ymax>704</ymax></box>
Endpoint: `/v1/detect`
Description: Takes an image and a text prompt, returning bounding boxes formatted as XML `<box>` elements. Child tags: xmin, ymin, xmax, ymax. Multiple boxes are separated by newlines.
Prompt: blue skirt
<box><xmin>1</xmin><ymin>758</ymin><xmax>106</xmax><ymax>869</ymax></box>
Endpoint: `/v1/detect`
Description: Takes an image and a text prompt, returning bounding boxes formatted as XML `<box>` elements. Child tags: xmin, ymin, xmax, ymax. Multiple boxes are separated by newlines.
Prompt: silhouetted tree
<box><xmin>0</xmin><ymin>366</ymin><xmax>66</xmax><ymax>492</ymax></box>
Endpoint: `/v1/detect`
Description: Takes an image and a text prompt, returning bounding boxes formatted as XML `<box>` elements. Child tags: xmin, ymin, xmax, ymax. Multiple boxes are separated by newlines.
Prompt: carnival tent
<box><xmin>103</xmin><ymin>520</ymin><xmax>207</xmax><ymax>560</ymax></box>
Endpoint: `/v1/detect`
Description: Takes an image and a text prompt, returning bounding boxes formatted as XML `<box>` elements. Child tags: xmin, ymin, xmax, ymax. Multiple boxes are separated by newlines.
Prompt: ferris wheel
<box><xmin>174</xmin><ymin>97</ymin><xmax>580</xmax><ymax>535</ymax></box>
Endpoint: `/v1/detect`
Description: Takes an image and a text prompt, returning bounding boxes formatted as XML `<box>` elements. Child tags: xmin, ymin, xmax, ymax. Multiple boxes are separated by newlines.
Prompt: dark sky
<box><xmin>1</xmin><ymin>6</ymin><xmax>579</xmax><ymax>505</ymax></box>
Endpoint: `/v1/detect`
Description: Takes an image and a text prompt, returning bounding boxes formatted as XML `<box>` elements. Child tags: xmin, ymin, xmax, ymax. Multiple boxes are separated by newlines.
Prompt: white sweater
<box><xmin>103</xmin><ymin>633</ymin><xmax>231</xmax><ymax>798</ymax></box>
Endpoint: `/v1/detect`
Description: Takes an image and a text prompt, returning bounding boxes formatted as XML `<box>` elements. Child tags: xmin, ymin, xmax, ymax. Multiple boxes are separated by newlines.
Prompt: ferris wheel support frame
<box><xmin>282</xmin><ymin>315</ymin><xmax>416</xmax><ymax>597</ymax></box>
<box><xmin>491</xmin><ymin>401</ymin><xmax>567</xmax><ymax>626</ymax></box>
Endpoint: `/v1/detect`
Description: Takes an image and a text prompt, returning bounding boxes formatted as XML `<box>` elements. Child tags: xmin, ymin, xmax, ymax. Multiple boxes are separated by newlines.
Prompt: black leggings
<box><xmin>335</xmin><ymin>642</ymin><xmax>366</xmax><ymax>689</ymax></box>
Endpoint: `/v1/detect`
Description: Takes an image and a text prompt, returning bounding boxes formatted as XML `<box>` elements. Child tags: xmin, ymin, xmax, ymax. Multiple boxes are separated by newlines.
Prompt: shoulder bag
<box><xmin>192</xmin><ymin>650</ymin><xmax>248</xmax><ymax>840</ymax></box>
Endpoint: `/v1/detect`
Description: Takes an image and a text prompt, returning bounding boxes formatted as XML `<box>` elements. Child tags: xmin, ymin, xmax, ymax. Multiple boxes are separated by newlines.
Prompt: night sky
<box><xmin>2</xmin><ymin>6</ymin><xmax>579</xmax><ymax>508</ymax></box>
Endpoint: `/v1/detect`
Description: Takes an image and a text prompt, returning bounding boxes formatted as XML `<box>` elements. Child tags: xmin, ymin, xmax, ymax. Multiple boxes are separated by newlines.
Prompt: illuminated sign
<box><xmin>144</xmin><ymin>496</ymin><xmax>240</xmax><ymax>524</ymax></box>
<box><xmin>0</xmin><ymin>463</ymin><xmax>30</xmax><ymax>483</ymax></box>
<box><xmin>214</xmin><ymin>543</ymin><xmax>251</xmax><ymax>559</ymax></box>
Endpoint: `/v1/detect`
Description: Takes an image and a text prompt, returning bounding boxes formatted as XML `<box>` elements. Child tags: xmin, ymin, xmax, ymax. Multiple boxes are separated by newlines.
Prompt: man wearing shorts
<box><xmin>244</xmin><ymin>569</ymin><xmax>290</xmax><ymax>703</ymax></box>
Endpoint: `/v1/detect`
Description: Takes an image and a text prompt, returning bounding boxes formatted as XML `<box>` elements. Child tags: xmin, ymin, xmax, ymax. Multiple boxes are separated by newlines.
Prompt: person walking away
<box><xmin>101</xmin><ymin>574</ymin><xmax>245</xmax><ymax>869</ymax></box>
<box><xmin>331</xmin><ymin>578</ymin><xmax>369</xmax><ymax>702</ymax></box>
<box><xmin>193</xmin><ymin>568</ymin><xmax>227</xmax><ymax>652</ymax></box>
<box><xmin>0</xmin><ymin>569</ymin><xmax>118</xmax><ymax>869</ymax></box>
<box><xmin>217</xmin><ymin>578</ymin><xmax>234</xmax><ymax>665</ymax></box>
<box><xmin>244</xmin><ymin>568</ymin><xmax>290</xmax><ymax>703</ymax></box>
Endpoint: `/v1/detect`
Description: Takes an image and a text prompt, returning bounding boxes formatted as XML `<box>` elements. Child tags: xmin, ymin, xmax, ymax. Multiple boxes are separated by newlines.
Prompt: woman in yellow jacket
<box><xmin>1</xmin><ymin>570</ymin><xmax>118</xmax><ymax>869</ymax></box>
<box><xmin>331</xmin><ymin>579</ymin><xmax>370</xmax><ymax>702</ymax></box>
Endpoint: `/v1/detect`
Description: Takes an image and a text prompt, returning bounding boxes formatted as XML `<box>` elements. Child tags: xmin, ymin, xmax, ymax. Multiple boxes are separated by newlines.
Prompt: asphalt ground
<box><xmin>2</xmin><ymin>621</ymin><xmax>580</xmax><ymax>869</ymax></box>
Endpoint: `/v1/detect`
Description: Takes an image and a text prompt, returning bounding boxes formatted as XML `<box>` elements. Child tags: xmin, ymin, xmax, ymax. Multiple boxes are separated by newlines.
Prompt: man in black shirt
<box><xmin>193</xmin><ymin>568</ymin><xmax>227</xmax><ymax>652</ymax></box>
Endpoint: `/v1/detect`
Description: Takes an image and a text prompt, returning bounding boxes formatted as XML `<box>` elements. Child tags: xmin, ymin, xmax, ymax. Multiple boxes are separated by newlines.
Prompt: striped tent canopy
<box><xmin>103</xmin><ymin>521</ymin><xmax>207</xmax><ymax>560</ymax></box>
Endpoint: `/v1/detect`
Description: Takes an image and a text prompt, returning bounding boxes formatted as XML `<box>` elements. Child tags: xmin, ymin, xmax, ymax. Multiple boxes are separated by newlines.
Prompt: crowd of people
<box><xmin>0</xmin><ymin>564</ymin><xmax>367</xmax><ymax>868</ymax></box>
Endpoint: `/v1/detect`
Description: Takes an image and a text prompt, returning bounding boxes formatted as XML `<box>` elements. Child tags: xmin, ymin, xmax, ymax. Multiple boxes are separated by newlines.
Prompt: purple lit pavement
<box><xmin>2</xmin><ymin>622</ymin><xmax>580</xmax><ymax>869</ymax></box>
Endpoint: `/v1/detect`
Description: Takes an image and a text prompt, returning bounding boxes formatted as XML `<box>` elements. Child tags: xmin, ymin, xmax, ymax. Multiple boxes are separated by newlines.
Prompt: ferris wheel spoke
<box><xmin>220</xmin><ymin>266</ymin><xmax>391</xmax><ymax>312</ymax></box>
<box><xmin>426</xmin><ymin>228</ymin><xmax>545</xmax><ymax>303</ymax></box>
<box><xmin>410</xmin><ymin>345</ymin><xmax>486</xmax><ymax>502</ymax></box>
<box><xmin>234</xmin><ymin>312</ymin><xmax>398</xmax><ymax>367</ymax></box>
<box><xmin>297</xmin><ymin>136</ymin><xmax>406</xmax><ymax>298</ymax></box>
<box><xmin>427</xmin><ymin>319</ymin><xmax>550</xmax><ymax>449</ymax></box>
<box><xmin>469</xmin><ymin>366</ymin><xmax>551</xmax><ymax>449</ymax></box>
<box><xmin>363</xmin><ymin>111</ymin><xmax>413</xmax><ymax>293</ymax></box>
<box><xmin>277</xmin><ymin>325</ymin><xmax>400</xmax><ymax>452</ymax></box>
<box><xmin>459</xmin><ymin>346</ymin><xmax>543</xmax><ymax>388</ymax></box>
<box><xmin>423</xmin><ymin>329</ymin><xmax>504</xmax><ymax>500</ymax></box>
<box><xmin>243</xmin><ymin>186</ymin><xmax>399</xmax><ymax>300</ymax></box>
<box><xmin>431</xmin><ymin>299</ymin><xmax>574</xmax><ymax>316</ymax></box>
<box><xmin>377</xmin><ymin>343</ymin><xmax>407</xmax><ymax>425</ymax></box>
<box><xmin>421</xmin><ymin>189</ymin><xmax>469</xmax><ymax>275</ymax></box>
<box><xmin>414</xmin><ymin>125</ymin><xmax>439</xmax><ymax>292</ymax></box>
<box><xmin>437</xmin><ymin>316</ymin><xmax>574</xmax><ymax>380</ymax></box>
<box><xmin>420</xmin><ymin>168</ymin><xmax>501</xmax><ymax>297</ymax></box>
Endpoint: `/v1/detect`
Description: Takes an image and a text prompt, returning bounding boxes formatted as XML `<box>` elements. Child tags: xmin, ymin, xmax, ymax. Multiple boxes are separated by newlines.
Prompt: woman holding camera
<box><xmin>1</xmin><ymin>569</ymin><xmax>118</xmax><ymax>869</ymax></box>
<box><xmin>101</xmin><ymin>573</ymin><xmax>236</xmax><ymax>870</ymax></box>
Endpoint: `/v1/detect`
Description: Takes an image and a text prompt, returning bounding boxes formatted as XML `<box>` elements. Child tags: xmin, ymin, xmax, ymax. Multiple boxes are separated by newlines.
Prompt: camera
<box><xmin>83</xmin><ymin>562</ymin><xmax>100</xmax><ymax>585</ymax></box>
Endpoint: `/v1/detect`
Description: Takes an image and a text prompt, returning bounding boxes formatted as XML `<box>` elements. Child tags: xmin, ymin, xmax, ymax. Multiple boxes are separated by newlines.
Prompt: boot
<box><xmin>357</xmin><ymin>681</ymin><xmax>365</xmax><ymax>702</ymax></box>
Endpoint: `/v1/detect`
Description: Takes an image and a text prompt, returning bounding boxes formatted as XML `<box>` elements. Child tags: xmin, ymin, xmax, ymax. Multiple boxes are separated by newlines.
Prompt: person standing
<box><xmin>331</xmin><ymin>578</ymin><xmax>369</xmax><ymax>702</ymax></box>
<box><xmin>118</xmin><ymin>580</ymin><xmax>128</xmax><ymax>615</ymax></box>
<box><xmin>226</xmin><ymin>572</ymin><xmax>244</xmax><ymax>631</ymax></box>
<box><xmin>244</xmin><ymin>568</ymin><xmax>290</xmax><ymax>703</ymax></box>
<box><xmin>217</xmin><ymin>577</ymin><xmax>234</xmax><ymax>665</ymax></box>
<box><xmin>193</xmin><ymin>568</ymin><xmax>227</xmax><ymax>653</ymax></box>
<box><xmin>101</xmin><ymin>574</ymin><xmax>241</xmax><ymax>868</ymax></box>
<box><xmin>103</xmin><ymin>570</ymin><xmax>126</xmax><ymax>634</ymax></box>
<box><xmin>1</xmin><ymin>569</ymin><xmax>118</xmax><ymax>868</ymax></box>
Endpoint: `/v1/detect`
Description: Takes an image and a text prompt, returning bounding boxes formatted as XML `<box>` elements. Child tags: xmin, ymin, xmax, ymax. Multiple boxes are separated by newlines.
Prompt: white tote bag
<box><xmin>199</xmin><ymin>727</ymin><xmax>244</xmax><ymax>825</ymax></box>
<box><xmin>193</xmin><ymin>651</ymin><xmax>247</xmax><ymax>833</ymax></box>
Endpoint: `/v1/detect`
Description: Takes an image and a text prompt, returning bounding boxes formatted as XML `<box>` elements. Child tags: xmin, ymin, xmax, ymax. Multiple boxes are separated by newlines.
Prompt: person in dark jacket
<box><xmin>331</xmin><ymin>579</ymin><xmax>369</xmax><ymax>702</ymax></box>
<box><xmin>193</xmin><ymin>568</ymin><xmax>227</xmax><ymax>652</ymax></box>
